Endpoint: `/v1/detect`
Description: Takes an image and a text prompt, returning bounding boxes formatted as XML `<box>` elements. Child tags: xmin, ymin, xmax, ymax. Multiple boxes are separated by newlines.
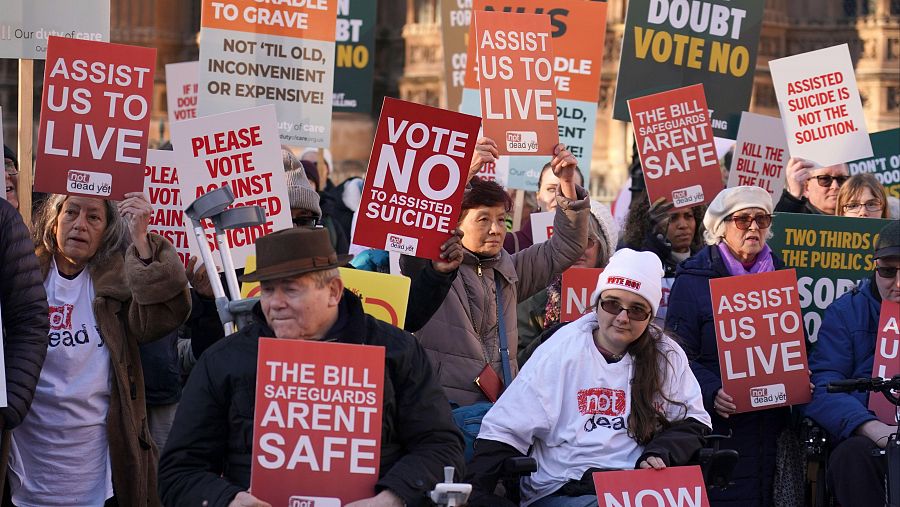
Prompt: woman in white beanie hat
<box><xmin>666</xmin><ymin>186</ymin><xmax>790</xmax><ymax>507</ymax></box>
<box><xmin>465</xmin><ymin>248</ymin><xmax>711</xmax><ymax>507</ymax></box>
<box><xmin>516</xmin><ymin>200</ymin><xmax>619</xmax><ymax>365</ymax></box>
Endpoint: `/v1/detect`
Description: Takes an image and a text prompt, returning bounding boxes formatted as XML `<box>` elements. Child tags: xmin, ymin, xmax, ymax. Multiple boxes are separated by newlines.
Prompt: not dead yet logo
<box><xmin>750</xmin><ymin>383</ymin><xmax>787</xmax><ymax>408</ymax></box>
<box><xmin>67</xmin><ymin>170</ymin><xmax>112</xmax><ymax>197</ymax></box>
<box><xmin>288</xmin><ymin>497</ymin><xmax>340</xmax><ymax>507</ymax></box>
<box><xmin>48</xmin><ymin>304</ymin><xmax>74</xmax><ymax>330</ymax></box>
<box><xmin>672</xmin><ymin>185</ymin><xmax>704</xmax><ymax>207</ymax></box>
<box><xmin>579</xmin><ymin>387</ymin><xmax>627</xmax><ymax>432</ymax></box>
<box><xmin>385</xmin><ymin>233</ymin><xmax>418</xmax><ymax>255</ymax></box>
<box><xmin>506</xmin><ymin>131</ymin><xmax>538</xmax><ymax>152</ymax></box>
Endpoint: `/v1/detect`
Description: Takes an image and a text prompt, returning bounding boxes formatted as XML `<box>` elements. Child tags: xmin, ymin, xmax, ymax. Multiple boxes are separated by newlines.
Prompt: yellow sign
<box><xmin>241</xmin><ymin>257</ymin><xmax>410</xmax><ymax>328</ymax></box>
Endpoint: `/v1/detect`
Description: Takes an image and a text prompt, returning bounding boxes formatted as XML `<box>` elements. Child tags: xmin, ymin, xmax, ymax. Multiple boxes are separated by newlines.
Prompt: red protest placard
<box><xmin>561</xmin><ymin>267</ymin><xmax>603</xmax><ymax>322</ymax></box>
<box><xmin>870</xmin><ymin>301</ymin><xmax>899</xmax><ymax>424</ymax></box>
<box><xmin>711</xmin><ymin>269</ymin><xmax>811</xmax><ymax>413</ymax></box>
<box><xmin>475</xmin><ymin>10</ymin><xmax>558</xmax><ymax>156</ymax></box>
<box><xmin>628</xmin><ymin>83</ymin><xmax>723</xmax><ymax>208</ymax></box>
<box><xmin>593</xmin><ymin>466</ymin><xmax>710</xmax><ymax>507</ymax></box>
<box><xmin>144</xmin><ymin>150</ymin><xmax>191</xmax><ymax>268</ymax></box>
<box><xmin>36</xmin><ymin>37</ymin><xmax>156</xmax><ymax>200</ymax></box>
<box><xmin>354</xmin><ymin>97</ymin><xmax>481</xmax><ymax>260</ymax></box>
<box><xmin>252</xmin><ymin>338</ymin><xmax>385</xmax><ymax>505</ymax></box>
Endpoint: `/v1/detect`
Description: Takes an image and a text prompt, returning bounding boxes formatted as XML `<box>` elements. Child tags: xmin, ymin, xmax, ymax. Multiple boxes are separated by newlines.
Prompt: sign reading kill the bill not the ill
<box><xmin>144</xmin><ymin>150</ymin><xmax>192</xmax><ymax>269</ymax></box>
<box><xmin>165</xmin><ymin>61</ymin><xmax>199</xmax><ymax>126</ymax></box>
<box><xmin>461</xmin><ymin>0</ymin><xmax>607</xmax><ymax>189</ymax></box>
<box><xmin>252</xmin><ymin>338</ymin><xmax>385</xmax><ymax>506</ymax></box>
<box><xmin>475</xmin><ymin>9</ymin><xmax>558</xmax><ymax>156</ymax></box>
<box><xmin>0</xmin><ymin>0</ymin><xmax>110</xmax><ymax>60</ymax></box>
<box><xmin>333</xmin><ymin>0</ymin><xmax>376</xmax><ymax>113</ymax></box>
<box><xmin>35</xmin><ymin>36</ymin><xmax>156</xmax><ymax>200</ymax></box>
<box><xmin>170</xmin><ymin>104</ymin><xmax>292</xmax><ymax>270</ymax></box>
<box><xmin>848</xmin><ymin>128</ymin><xmax>900</xmax><ymax>199</ymax></box>
<box><xmin>769</xmin><ymin>213</ymin><xmax>892</xmax><ymax>344</ymax></box>
<box><xmin>198</xmin><ymin>0</ymin><xmax>337</xmax><ymax>147</ymax></box>
<box><xmin>870</xmin><ymin>301</ymin><xmax>899</xmax><ymax>425</ymax></box>
<box><xmin>561</xmin><ymin>267</ymin><xmax>604</xmax><ymax>322</ymax></box>
<box><xmin>593</xmin><ymin>466</ymin><xmax>710</xmax><ymax>507</ymax></box>
<box><xmin>710</xmin><ymin>269</ymin><xmax>811</xmax><ymax>413</ymax></box>
<box><xmin>354</xmin><ymin>98</ymin><xmax>481</xmax><ymax>261</ymax></box>
<box><xmin>770</xmin><ymin>43</ymin><xmax>873</xmax><ymax>167</ymax></box>
<box><xmin>613</xmin><ymin>0</ymin><xmax>764</xmax><ymax>139</ymax></box>
<box><xmin>628</xmin><ymin>83</ymin><xmax>723</xmax><ymax>208</ymax></box>
<box><xmin>727</xmin><ymin>112</ymin><xmax>788</xmax><ymax>199</ymax></box>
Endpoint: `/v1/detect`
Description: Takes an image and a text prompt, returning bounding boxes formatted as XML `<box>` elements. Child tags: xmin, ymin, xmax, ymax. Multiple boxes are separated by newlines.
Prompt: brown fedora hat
<box><xmin>239</xmin><ymin>227</ymin><xmax>353</xmax><ymax>283</ymax></box>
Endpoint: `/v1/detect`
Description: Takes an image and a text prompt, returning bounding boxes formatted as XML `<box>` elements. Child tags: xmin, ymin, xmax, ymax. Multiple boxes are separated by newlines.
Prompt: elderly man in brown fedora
<box><xmin>158</xmin><ymin>227</ymin><xmax>464</xmax><ymax>507</ymax></box>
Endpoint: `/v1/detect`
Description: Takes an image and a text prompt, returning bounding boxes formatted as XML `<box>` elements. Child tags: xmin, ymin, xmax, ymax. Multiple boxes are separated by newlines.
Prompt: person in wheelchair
<box><xmin>464</xmin><ymin>249</ymin><xmax>711</xmax><ymax>507</ymax></box>
<box><xmin>807</xmin><ymin>220</ymin><xmax>899</xmax><ymax>507</ymax></box>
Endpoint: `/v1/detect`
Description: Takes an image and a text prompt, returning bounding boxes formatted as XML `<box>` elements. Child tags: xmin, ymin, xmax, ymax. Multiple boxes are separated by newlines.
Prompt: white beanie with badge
<box><xmin>589</xmin><ymin>248</ymin><xmax>664</xmax><ymax>316</ymax></box>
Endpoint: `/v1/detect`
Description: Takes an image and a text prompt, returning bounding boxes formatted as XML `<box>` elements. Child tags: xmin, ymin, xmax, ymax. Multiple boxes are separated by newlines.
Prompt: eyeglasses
<box><xmin>599</xmin><ymin>299</ymin><xmax>651</xmax><ymax>321</ymax></box>
<box><xmin>812</xmin><ymin>175</ymin><xmax>848</xmax><ymax>188</ymax></box>
<box><xmin>842</xmin><ymin>200</ymin><xmax>884</xmax><ymax>214</ymax></box>
<box><xmin>725</xmin><ymin>213</ymin><xmax>773</xmax><ymax>230</ymax></box>
<box><xmin>876</xmin><ymin>266</ymin><xmax>899</xmax><ymax>279</ymax></box>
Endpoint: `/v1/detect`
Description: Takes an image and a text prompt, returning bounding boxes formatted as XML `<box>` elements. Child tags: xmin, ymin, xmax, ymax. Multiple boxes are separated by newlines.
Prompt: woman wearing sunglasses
<box><xmin>465</xmin><ymin>249</ymin><xmax>711</xmax><ymax>507</ymax></box>
<box><xmin>666</xmin><ymin>186</ymin><xmax>789</xmax><ymax>507</ymax></box>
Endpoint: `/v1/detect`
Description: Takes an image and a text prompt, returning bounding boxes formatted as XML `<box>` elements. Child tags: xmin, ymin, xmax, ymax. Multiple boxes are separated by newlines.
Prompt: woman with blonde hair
<box><xmin>836</xmin><ymin>173</ymin><xmax>888</xmax><ymax>218</ymax></box>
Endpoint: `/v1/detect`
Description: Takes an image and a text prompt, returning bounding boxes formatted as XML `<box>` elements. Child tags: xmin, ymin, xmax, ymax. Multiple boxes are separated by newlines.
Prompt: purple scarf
<box><xmin>718</xmin><ymin>242</ymin><xmax>775</xmax><ymax>276</ymax></box>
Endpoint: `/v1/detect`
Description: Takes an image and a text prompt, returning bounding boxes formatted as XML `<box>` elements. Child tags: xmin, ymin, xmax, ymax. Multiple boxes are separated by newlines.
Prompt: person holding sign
<box><xmin>775</xmin><ymin>157</ymin><xmax>849</xmax><ymax>215</ymax></box>
<box><xmin>465</xmin><ymin>249</ymin><xmax>711</xmax><ymax>507</ymax></box>
<box><xmin>666</xmin><ymin>186</ymin><xmax>792</xmax><ymax>506</ymax></box>
<box><xmin>806</xmin><ymin>220</ymin><xmax>900</xmax><ymax>507</ymax></box>
<box><xmin>401</xmin><ymin>143</ymin><xmax>589</xmax><ymax>407</ymax></box>
<box><xmin>836</xmin><ymin>173</ymin><xmax>889</xmax><ymax>219</ymax></box>
<box><xmin>4</xmin><ymin>145</ymin><xmax>19</xmax><ymax>210</ymax></box>
<box><xmin>9</xmin><ymin>193</ymin><xmax>191</xmax><ymax>506</ymax></box>
<box><xmin>159</xmin><ymin>228</ymin><xmax>463</xmax><ymax>507</ymax></box>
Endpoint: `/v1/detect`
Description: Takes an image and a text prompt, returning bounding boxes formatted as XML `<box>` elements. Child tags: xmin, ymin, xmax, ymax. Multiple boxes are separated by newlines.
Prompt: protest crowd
<box><xmin>1</xmin><ymin>1</ymin><xmax>899</xmax><ymax>507</ymax></box>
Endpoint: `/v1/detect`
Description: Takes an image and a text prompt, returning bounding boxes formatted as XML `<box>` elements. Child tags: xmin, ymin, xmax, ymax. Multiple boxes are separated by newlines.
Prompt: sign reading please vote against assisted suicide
<box><xmin>593</xmin><ymin>466</ymin><xmax>710</xmax><ymax>507</ymax></box>
<box><xmin>710</xmin><ymin>269</ymin><xmax>811</xmax><ymax>413</ymax></box>
<box><xmin>354</xmin><ymin>98</ymin><xmax>481</xmax><ymax>260</ymax></box>
<box><xmin>252</xmin><ymin>338</ymin><xmax>385</xmax><ymax>505</ymax></box>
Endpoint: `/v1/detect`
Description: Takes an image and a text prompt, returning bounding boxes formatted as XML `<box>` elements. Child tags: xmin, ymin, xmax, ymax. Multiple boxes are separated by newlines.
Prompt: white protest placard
<box><xmin>530</xmin><ymin>211</ymin><xmax>554</xmax><ymax>244</ymax></box>
<box><xmin>144</xmin><ymin>150</ymin><xmax>193</xmax><ymax>268</ymax></box>
<box><xmin>770</xmin><ymin>44</ymin><xmax>873</xmax><ymax>167</ymax></box>
<box><xmin>0</xmin><ymin>0</ymin><xmax>110</xmax><ymax>60</ymax></box>
<box><xmin>727</xmin><ymin>112</ymin><xmax>788</xmax><ymax>199</ymax></box>
<box><xmin>198</xmin><ymin>0</ymin><xmax>338</xmax><ymax>148</ymax></box>
<box><xmin>166</xmin><ymin>62</ymin><xmax>199</xmax><ymax>126</ymax></box>
<box><xmin>171</xmin><ymin>104</ymin><xmax>292</xmax><ymax>270</ymax></box>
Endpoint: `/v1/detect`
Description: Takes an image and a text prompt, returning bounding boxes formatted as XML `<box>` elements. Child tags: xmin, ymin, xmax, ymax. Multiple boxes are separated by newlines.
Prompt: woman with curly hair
<box><xmin>622</xmin><ymin>189</ymin><xmax>705</xmax><ymax>322</ymax></box>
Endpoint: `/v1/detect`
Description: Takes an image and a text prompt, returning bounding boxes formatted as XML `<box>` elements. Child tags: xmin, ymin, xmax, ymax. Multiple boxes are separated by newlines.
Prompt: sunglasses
<box><xmin>725</xmin><ymin>213</ymin><xmax>773</xmax><ymax>230</ymax></box>
<box><xmin>599</xmin><ymin>299</ymin><xmax>651</xmax><ymax>321</ymax></box>
<box><xmin>812</xmin><ymin>175</ymin><xmax>848</xmax><ymax>188</ymax></box>
<box><xmin>842</xmin><ymin>200</ymin><xmax>884</xmax><ymax>214</ymax></box>
<box><xmin>876</xmin><ymin>266</ymin><xmax>899</xmax><ymax>279</ymax></box>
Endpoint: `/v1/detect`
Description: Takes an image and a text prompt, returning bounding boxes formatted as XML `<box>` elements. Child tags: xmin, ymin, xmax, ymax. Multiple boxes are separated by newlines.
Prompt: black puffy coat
<box><xmin>665</xmin><ymin>245</ymin><xmax>790</xmax><ymax>507</ymax></box>
<box><xmin>159</xmin><ymin>289</ymin><xmax>464</xmax><ymax>506</ymax></box>
<box><xmin>0</xmin><ymin>199</ymin><xmax>50</xmax><ymax>492</ymax></box>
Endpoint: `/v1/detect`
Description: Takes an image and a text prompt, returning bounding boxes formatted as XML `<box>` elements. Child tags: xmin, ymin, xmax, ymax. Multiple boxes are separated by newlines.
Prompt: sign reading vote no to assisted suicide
<box><xmin>354</xmin><ymin>98</ymin><xmax>481</xmax><ymax>261</ymax></box>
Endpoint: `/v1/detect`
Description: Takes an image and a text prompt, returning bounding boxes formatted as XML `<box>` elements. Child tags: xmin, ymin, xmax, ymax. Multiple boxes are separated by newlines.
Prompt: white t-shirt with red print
<box><xmin>478</xmin><ymin>312</ymin><xmax>710</xmax><ymax>506</ymax></box>
<box><xmin>9</xmin><ymin>259</ymin><xmax>114</xmax><ymax>507</ymax></box>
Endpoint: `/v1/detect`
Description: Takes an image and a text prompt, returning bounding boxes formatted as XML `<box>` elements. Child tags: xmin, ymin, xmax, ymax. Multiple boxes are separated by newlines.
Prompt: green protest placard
<box><xmin>612</xmin><ymin>0</ymin><xmax>764</xmax><ymax>139</ymax></box>
<box><xmin>334</xmin><ymin>0</ymin><xmax>376</xmax><ymax>113</ymax></box>
<box><xmin>769</xmin><ymin>213</ymin><xmax>891</xmax><ymax>344</ymax></box>
<box><xmin>847</xmin><ymin>128</ymin><xmax>900</xmax><ymax>199</ymax></box>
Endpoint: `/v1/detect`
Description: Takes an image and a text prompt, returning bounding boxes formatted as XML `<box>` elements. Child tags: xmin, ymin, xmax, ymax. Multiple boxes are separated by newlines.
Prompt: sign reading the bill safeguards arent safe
<box><xmin>251</xmin><ymin>338</ymin><xmax>385</xmax><ymax>506</ymax></box>
<box><xmin>0</xmin><ymin>0</ymin><xmax>110</xmax><ymax>60</ymax></box>
<box><xmin>628</xmin><ymin>83</ymin><xmax>723</xmax><ymax>208</ymax></box>
<box><xmin>35</xmin><ymin>37</ymin><xmax>156</xmax><ymax>200</ymax></box>
<box><xmin>199</xmin><ymin>0</ymin><xmax>338</xmax><ymax>148</ymax></box>
<box><xmin>711</xmin><ymin>269</ymin><xmax>811</xmax><ymax>413</ymax></box>
<box><xmin>354</xmin><ymin>98</ymin><xmax>481</xmax><ymax>261</ymax></box>
<box><xmin>474</xmin><ymin>10</ymin><xmax>558</xmax><ymax>156</ymax></box>
<box><xmin>769</xmin><ymin>44</ymin><xmax>873</xmax><ymax>167</ymax></box>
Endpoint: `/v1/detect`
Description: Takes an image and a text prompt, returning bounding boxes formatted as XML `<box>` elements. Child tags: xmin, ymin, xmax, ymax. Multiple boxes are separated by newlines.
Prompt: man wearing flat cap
<box><xmin>158</xmin><ymin>227</ymin><xmax>464</xmax><ymax>507</ymax></box>
<box><xmin>807</xmin><ymin>220</ymin><xmax>899</xmax><ymax>507</ymax></box>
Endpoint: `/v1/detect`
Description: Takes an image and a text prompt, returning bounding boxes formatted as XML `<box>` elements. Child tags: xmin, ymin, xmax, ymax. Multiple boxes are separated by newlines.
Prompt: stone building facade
<box><xmin>398</xmin><ymin>0</ymin><xmax>900</xmax><ymax>199</ymax></box>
